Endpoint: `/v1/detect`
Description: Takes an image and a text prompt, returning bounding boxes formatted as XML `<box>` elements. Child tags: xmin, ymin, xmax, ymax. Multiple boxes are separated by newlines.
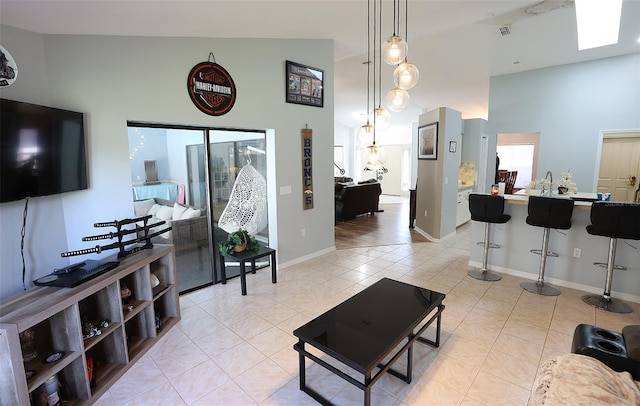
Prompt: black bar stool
<box><xmin>468</xmin><ymin>193</ymin><xmax>511</xmax><ymax>281</ymax></box>
<box><xmin>582</xmin><ymin>202</ymin><xmax>640</xmax><ymax>313</ymax></box>
<box><xmin>521</xmin><ymin>196</ymin><xmax>574</xmax><ymax>296</ymax></box>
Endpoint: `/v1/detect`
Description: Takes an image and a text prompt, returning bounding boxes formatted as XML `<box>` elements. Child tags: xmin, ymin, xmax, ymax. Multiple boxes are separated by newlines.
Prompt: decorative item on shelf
<box><xmin>19</xmin><ymin>328</ymin><xmax>37</xmax><ymax>362</ymax></box>
<box><xmin>81</xmin><ymin>314</ymin><xmax>109</xmax><ymax>340</ymax></box>
<box><xmin>86</xmin><ymin>357</ymin><xmax>96</xmax><ymax>388</ymax></box>
<box><xmin>219</xmin><ymin>228</ymin><xmax>259</xmax><ymax>256</ymax></box>
<box><xmin>61</xmin><ymin>214</ymin><xmax>172</xmax><ymax>260</ymax></box>
<box><xmin>43</xmin><ymin>351</ymin><xmax>65</xmax><ymax>364</ymax></box>
<box><xmin>120</xmin><ymin>283</ymin><xmax>132</xmax><ymax>304</ymax></box>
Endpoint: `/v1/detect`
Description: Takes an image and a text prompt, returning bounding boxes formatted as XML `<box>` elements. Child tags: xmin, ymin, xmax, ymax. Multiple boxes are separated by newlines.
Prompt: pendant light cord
<box><xmin>365</xmin><ymin>0</ymin><xmax>371</xmax><ymax>125</ymax></box>
<box><xmin>373</xmin><ymin>0</ymin><xmax>378</xmax><ymax>144</ymax></box>
<box><xmin>21</xmin><ymin>197</ymin><xmax>29</xmax><ymax>290</ymax></box>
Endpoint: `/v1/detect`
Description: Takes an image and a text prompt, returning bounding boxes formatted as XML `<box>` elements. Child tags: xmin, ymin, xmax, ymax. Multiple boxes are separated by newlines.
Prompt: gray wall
<box><xmin>0</xmin><ymin>25</ymin><xmax>335</xmax><ymax>300</ymax></box>
<box><xmin>488</xmin><ymin>53</ymin><xmax>640</xmax><ymax>192</ymax></box>
<box><xmin>415</xmin><ymin>107</ymin><xmax>462</xmax><ymax>241</ymax></box>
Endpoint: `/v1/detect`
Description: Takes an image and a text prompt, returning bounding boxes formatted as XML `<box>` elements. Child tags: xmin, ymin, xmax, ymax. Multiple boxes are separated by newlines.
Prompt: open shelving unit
<box><xmin>0</xmin><ymin>245</ymin><xmax>180</xmax><ymax>405</ymax></box>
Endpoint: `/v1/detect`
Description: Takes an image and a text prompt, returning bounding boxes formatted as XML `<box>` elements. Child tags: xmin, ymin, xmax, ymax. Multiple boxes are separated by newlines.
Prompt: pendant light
<box><xmin>382</xmin><ymin>0</ymin><xmax>407</xmax><ymax>65</ymax></box>
<box><xmin>357</xmin><ymin>0</ymin><xmax>374</xmax><ymax>147</ymax></box>
<box><xmin>386</xmin><ymin>87</ymin><xmax>410</xmax><ymax>112</ymax></box>
<box><xmin>363</xmin><ymin>0</ymin><xmax>386</xmax><ymax>170</ymax></box>
<box><xmin>393</xmin><ymin>0</ymin><xmax>419</xmax><ymax>90</ymax></box>
<box><xmin>373</xmin><ymin>0</ymin><xmax>391</xmax><ymax>132</ymax></box>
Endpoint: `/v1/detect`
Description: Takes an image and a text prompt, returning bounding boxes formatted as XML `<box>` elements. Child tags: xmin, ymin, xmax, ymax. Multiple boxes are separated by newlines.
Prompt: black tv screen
<box><xmin>1</xmin><ymin>99</ymin><xmax>88</xmax><ymax>203</ymax></box>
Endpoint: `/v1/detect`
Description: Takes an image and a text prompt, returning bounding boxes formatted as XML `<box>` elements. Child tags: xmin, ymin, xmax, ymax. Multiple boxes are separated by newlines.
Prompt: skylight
<box><xmin>575</xmin><ymin>0</ymin><xmax>623</xmax><ymax>50</ymax></box>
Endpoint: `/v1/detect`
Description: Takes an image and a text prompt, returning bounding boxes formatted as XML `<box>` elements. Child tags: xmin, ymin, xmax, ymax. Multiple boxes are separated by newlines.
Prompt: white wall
<box><xmin>0</xmin><ymin>25</ymin><xmax>335</xmax><ymax>300</ymax></box>
<box><xmin>488</xmin><ymin>53</ymin><xmax>640</xmax><ymax>191</ymax></box>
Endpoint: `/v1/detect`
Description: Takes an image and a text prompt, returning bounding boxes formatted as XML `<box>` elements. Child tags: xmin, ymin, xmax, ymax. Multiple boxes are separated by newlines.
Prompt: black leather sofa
<box><xmin>335</xmin><ymin>180</ymin><xmax>382</xmax><ymax>221</ymax></box>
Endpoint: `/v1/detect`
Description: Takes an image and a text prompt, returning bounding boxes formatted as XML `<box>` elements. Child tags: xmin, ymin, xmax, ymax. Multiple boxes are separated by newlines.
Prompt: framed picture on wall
<box><xmin>286</xmin><ymin>60</ymin><xmax>324</xmax><ymax>108</ymax></box>
<box><xmin>418</xmin><ymin>122</ymin><xmax>438</xmax><ymax>160</ymax></box>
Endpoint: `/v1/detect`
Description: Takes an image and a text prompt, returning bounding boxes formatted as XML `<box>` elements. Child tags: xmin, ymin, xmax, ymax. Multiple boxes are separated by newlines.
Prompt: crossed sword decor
<box><xmin>61</xmin><ymin>215</ymin><xmax>172</xmax><ymax>259</ymax></box>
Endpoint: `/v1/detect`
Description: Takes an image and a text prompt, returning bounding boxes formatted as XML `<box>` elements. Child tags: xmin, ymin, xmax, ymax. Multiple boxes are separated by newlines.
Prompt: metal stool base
<box><xmin>468</xmin><ymin>269</ymin><xmax>502</xmax><ymax>282</ymax></box>
<box><xmin>581</xmin><ymin>294</ymin><xmax>633</xmax><ymax>314</ymax></box>
<box><xmin>520</xmin><ymin>280</ymin><xmax>560</xmax><ymax>296</ymax></box>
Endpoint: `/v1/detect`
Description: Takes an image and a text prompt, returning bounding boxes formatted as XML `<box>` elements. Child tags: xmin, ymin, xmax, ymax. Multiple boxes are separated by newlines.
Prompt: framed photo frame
<box><xmin>286</xmin><ymin>60</ymin><xmax>324</xmax><ymax>108</ymax></box>
<box><xmin>418</xmin><ymin>122</ymin><xmax>438</xmax><ymax>160</ymax></box>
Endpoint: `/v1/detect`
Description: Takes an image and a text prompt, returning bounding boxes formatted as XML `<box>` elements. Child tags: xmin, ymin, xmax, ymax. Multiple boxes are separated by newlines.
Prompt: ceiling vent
<box><xmin>499</xmin><ymin>25</ymin><xmax>511</xmax><ymax>36</ymax></box>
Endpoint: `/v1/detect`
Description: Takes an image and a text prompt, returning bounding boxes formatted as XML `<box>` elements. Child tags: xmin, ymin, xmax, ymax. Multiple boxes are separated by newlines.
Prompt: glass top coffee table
<box><xmin>293</xmin><ymin>277</ymin><xmax>445</xmax><ymax>406</ymax></box>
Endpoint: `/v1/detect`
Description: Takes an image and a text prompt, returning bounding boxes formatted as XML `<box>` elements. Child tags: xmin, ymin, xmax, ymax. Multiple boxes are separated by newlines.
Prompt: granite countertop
<box><xmin>458</xmin><ymin>183</ymin><xmax>474</xmax><ymax>191</ymax></box>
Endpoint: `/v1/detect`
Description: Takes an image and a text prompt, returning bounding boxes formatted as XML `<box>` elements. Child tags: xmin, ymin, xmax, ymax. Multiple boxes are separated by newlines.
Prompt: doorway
<box><xmin>597</xmin><ymin>132</ymin><xmax>640</xmax><ymax>202</ymax></box>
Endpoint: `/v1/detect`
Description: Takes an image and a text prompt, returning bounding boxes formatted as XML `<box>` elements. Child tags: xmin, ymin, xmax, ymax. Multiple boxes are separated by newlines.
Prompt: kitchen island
<box><xmin>468</xmin><ymin>192</ymin><xmax>640</xmax><ymax>303</ymax></box>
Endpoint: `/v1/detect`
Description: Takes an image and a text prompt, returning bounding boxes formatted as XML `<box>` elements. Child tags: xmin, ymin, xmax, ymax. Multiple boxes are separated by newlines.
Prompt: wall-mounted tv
<box><xmin>1</xmin><ymin>98</ymin><xmax>88</xmax><ymax>203</ymax></box>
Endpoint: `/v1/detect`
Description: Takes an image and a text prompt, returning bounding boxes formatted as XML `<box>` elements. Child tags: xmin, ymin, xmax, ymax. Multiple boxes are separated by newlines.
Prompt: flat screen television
<box><xmin>1</xmin><ymin>98</ymin><xmax>88</xmax><ymax>203</ymax></box>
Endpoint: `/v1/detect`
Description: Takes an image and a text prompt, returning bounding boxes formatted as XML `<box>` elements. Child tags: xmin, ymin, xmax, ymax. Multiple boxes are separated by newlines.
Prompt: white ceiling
<box><xmin>1</xmin><ymin>0</ymin><xmax>639</xmax><ymax>128</ymax></box>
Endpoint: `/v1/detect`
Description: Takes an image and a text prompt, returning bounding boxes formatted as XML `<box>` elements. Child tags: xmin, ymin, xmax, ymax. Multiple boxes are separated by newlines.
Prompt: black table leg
<box><xmin>240</xmin><ymin>261</ymin><xmax>247</xmax><ymax>295</ymax></box>
<box><xmin>271</xmin><ymin>251</ymin><xmax>277</xmax><ymax>283</ymax></box>
<box><xmin>220</xmin><ymin>253</ymin><xmax>227</xmax><ymax>284</ymax></box>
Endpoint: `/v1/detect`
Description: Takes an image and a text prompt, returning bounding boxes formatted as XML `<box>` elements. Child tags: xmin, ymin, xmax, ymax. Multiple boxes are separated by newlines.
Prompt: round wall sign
<box><xmin>0</xmin><ymin>45</ymin><xmax>18</xmax><ymax>88</ymax></box>
<box><xmin>187</xmin><ymin>60</ymin><xmax>236</xmax><ymax>116</ymax></box>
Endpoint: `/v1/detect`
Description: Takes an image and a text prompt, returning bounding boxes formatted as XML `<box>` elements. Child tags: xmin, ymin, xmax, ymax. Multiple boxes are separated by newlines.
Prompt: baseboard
<box><xmin>468</xmin><ymin>260</ymin><xmax>640</xmax><ymax>304</ymax></box>
<box><xmin>278</xmin><ymin>246</ymin><xmax>336</xmax><ymax>270</ymax></box>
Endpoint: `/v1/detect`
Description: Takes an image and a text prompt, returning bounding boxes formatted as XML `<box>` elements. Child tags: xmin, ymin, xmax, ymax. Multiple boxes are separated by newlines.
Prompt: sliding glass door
<box><xmin>128</xmin><ymin>124</ymin><xmax>267</xmax><ymax>294</ymax></box>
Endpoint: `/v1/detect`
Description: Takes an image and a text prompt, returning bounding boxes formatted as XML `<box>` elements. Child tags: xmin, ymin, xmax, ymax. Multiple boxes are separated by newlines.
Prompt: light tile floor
<box><xmin>97</xmin><ymin>223</ymin><xmax>640</xmax><ymax>405</ymax></box>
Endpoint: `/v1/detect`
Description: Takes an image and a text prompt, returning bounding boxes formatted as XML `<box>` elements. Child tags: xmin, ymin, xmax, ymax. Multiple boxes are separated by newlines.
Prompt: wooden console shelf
<box><xmin>0</xmin><ymin>245</ymin><xmax>180</xmax><ymax>405</ymax></box>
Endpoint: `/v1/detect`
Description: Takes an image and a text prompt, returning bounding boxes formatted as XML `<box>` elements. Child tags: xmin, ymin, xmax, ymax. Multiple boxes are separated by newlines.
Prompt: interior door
<box><xmin>378</xmin><ymin>145</ymin><xmax>403</xmax><ymax>196</ymax></box>
<box><xmin>597</xmin><ymin>133</ymin><xmax>640</xmax><ymax>202</ymax></box>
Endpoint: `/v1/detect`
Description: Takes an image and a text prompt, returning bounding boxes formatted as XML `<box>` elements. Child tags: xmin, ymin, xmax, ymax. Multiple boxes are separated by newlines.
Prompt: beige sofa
<box><xmin>133</xmin><ymin>198</ymin><xmax>208</xmax><ymax>254</ymax></box>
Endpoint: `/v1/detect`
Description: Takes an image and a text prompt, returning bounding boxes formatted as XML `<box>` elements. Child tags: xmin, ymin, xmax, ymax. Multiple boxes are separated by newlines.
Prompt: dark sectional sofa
<box><xmin>335</xmin><ymin>179</ymin><xmax>382</xmax><ymax>221</ymax></box>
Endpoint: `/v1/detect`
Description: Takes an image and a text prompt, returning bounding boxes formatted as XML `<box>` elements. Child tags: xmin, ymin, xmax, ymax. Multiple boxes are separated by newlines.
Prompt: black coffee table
<box><xmin>293</xmin><ymin>277</ymin><xmax>445</xmax><ymax>406</ymax></box>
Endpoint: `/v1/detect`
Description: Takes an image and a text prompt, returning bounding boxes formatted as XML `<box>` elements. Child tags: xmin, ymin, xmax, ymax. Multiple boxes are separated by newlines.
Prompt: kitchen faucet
<box><xmin>541</xmin><ymin>171</ymin><xmax>553</xmax><ymax>196</ymax></box>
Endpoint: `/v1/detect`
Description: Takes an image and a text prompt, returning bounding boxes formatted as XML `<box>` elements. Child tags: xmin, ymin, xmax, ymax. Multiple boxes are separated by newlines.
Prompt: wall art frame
<box><xmin>286</xmin><ymin>60</ymin><xmax>324</xmax><ymax>108</ymax></box>
<box><xmin>418</xmin><ymin>122</ymin><xmax>438</xmax><ymax>160</ymax></box>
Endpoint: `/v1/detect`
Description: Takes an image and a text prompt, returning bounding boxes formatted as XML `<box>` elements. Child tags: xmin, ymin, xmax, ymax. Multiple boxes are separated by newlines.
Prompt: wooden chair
<box><xmin>498</xmin><ymin>170</ymin><xmax>517</xmax><ymax>194</ymax></box>
<box><xmin>505</xmin><ymin>171</ymin><xmax>517</xmax><ymax>194</ymax></box>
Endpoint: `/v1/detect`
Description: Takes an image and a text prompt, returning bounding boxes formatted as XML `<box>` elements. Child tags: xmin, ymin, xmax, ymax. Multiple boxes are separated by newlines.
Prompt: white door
<box><xmin>597</xmin><ymin>133</ymin><xmax>640</xmax><ymax>202</ymax></box>
<box><xmin>378</xmin><ymin>145</ymin><xmax>403</xmax><ymax>196</ymax></box>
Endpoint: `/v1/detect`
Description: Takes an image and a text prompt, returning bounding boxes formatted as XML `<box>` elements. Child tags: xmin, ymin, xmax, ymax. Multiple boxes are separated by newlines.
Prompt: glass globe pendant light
<box><xmin>363</xmin><ymin>143</ymin><xmax>387</xmax><ymax>170</ymax></box>
<box><xmin>393</xmin><ymin>61</ymin><xmax>419</xmax><ymax>90</ymax></box>
<box><xmin>382</xmin><ymin>36</ymin><xmax>407</xmax><ymax>65</ymax></box>
<box><xmin>386</xmin><ymin>87</ymin><xmax>409</xmax><ymax>112</ymax></box>
<box><xmin>357</xmin><ymin>122</ymin><xmax>374</xmax><ymax>146</ymax></box>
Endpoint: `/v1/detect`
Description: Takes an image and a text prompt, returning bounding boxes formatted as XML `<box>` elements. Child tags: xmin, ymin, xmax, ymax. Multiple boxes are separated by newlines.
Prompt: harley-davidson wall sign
<box><xmin>187</xmin><ymin>53</ymin><xmax>236</xmax><ymax>116</ymax></box>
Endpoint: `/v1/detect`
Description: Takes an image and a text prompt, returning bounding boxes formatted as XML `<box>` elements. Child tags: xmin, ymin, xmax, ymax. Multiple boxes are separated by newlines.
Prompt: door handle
<box><xmin>630</xmin><ymin>175</ymin><xmax>637</xmax><ymax>186</ymax></box>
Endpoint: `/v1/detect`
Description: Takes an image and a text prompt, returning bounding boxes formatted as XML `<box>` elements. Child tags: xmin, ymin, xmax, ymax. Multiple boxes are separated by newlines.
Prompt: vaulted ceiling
<box><xmin>2</xmin><ymin>0</ymin><xmax>639</xmax><ymax>128</ymax></box>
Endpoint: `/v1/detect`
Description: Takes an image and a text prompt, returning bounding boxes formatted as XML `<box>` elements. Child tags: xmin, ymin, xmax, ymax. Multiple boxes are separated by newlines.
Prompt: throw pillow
<box><xmin>133</xmin><ymin>199</ymin><xmax>155</xmax><ymax>217</ymax></box>
<box><xmin>147</xmin><ymin>204</ymin><xmax>162</xmax><ymax>217</ymax></box>
<box><xmin>181</xmin><ymin>207</ymin><xmax>202</xmax><ymax>220</ymax></box>
<box><xmin>156</xmin><ymin>205</ymin><xmax>173</xmax><ymax>221</ymax></box>
<box><xmin>172</xmin><ymin>203</ymin><xmax>188</xmax><ymax>220</ymax></box>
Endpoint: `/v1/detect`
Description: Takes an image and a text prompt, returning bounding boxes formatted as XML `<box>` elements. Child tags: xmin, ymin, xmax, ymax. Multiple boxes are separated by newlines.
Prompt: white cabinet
<box><xmin>0</xmin><ymin>245</ymin><xmax>180</xmax><ymax>405</ymax></box>
<box><xmin>456</xmin><ymin>187</ymin><xmax>472</xmax><ymax>227</ymax></box>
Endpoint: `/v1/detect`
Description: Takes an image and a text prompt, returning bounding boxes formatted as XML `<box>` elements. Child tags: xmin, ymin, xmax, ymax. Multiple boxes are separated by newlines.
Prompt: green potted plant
<box><xmin>218</xmin><ymin>228</ymin><xmax>259</xmax><ymax>256</ymax></box>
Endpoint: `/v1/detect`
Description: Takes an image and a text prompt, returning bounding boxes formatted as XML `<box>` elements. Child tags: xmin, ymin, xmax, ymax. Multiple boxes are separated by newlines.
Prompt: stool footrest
<box><xmin>594</xmin><ymin>262</ymin><xmax>627</xmax><ymax>271</ymax></box>
<box><xmin>530</xmin><ymin>249</ymin><xmax>559</xmax><ymax>257</ymax></box>
<box><xmin>476</xmin><ymin>242</ymin><xmax>500</xmax><ymax>249</ymax></box>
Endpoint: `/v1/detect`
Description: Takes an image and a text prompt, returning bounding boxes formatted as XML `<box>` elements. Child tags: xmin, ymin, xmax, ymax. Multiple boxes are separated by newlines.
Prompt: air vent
<box><xmin>499</xmin><ymin>25</ymin><xmax>511</xmax><ymax>36</ymax></box>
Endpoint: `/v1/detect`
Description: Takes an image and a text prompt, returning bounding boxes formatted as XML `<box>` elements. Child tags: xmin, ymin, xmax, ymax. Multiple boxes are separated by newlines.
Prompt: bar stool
<box><xmin>582</xmin><ymin>202</ymin><xmax>640</xmax><ymax>313</ymax></box>
<box><xmin>521</xmin><ymin>196</ymin><xmax>574</xmax><ymax>296</ymax></box>
<box><xmin>468</xmin><ymin>193</ymin><xmax>511</xmax><ymax>281</ymax></box>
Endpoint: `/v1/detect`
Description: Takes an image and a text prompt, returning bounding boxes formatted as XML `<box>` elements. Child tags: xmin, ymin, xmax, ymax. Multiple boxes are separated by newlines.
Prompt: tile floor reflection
<box><xmin>97</xmin><ymin>223</ymin><xmax>640</xmax><ymax>405</ymax></box>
